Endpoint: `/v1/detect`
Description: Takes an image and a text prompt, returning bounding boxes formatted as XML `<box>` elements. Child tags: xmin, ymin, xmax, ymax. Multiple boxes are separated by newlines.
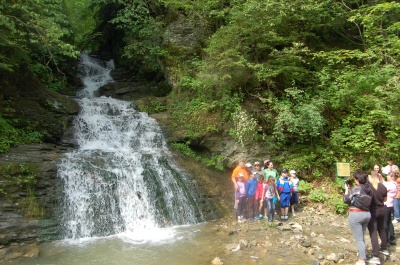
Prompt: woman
<box><xmin>367</xmin><ymin>171</ymin><xmax>388</xmax><ymax>264</ymax></box>
<box><xmin>383</xmin><ymin>171</ymin><xmax>398</xmax><ymax>245</ymax></box>
<box><xmin>373</xmin><ymin>164</ymin><xmax>384</xmax><ymax>183</ymax></box>
<box><xmin>344</xmin><ymin>170</ymin><xmax>373</xmax><ymax>265</ymax></box>
<box><xmin>264</xmin><ymin>161</ymin><xmax>279</xmax><ymax>182</ymax></box>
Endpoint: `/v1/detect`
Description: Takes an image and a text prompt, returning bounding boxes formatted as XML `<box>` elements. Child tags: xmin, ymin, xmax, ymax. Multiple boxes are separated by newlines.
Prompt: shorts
<box><xmin>280</xmin><ymin>192</ymin><xmax>291</xmax><ymax>208</ymax></box>
<box><xmin>290</xmin><ymin>192</ymin><xmax>299</xmax><ymax>205</ymax></box>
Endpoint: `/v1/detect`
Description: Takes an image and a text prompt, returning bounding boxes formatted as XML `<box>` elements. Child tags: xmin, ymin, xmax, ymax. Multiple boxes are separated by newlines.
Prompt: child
<box><xmin>277</xmin><ymin>169</ymin><xmax>293</xmax><ymax>220</ymax></box>
<box><xmin>255</xmin><ymin>174</ymin><xmax>266</xmax><ymax>219</ymax></box>
<box><xmin>246</xmin><ymin>172</ymin><xmax>258</xmax><ymax>221</ymax></box>
<box><xmin>236</xmin><ymin>173</ymin><xmax>247</xmax><ymax>223</ymax></box>
<box><xmin>290</xmin><ymin>170</ymin><xmax>300</xmax><ymax>216</ymax></box>
<box><xmin>264</xmin><ymin>176</ymin><xmax>280</xmax><ymax>222</ymax></box>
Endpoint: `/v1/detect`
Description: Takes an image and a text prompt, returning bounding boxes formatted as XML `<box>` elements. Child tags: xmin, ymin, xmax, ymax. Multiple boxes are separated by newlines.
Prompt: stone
<box><xmin>225</xmin><ymin>243</ymin><xmax>240</xmax><ymax>252</ymax></box>
<box><xmin>301</xmin><ymin>241</ymin><xmax>312</xmax><ymax>248</ymax></box>
<box><xmin>211</xmin><ymin>257</ymin><xmax>223</xmax><ymax>265</ymax></box>
<box><xmin>326</xmin><ymin>253</ymin><xmax>339</xmax><ymax>263</ymax></box>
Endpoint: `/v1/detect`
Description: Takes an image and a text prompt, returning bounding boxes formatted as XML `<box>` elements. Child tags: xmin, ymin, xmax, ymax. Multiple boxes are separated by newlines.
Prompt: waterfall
<box><xmin>58</xmin><ymin>53</ymin><xmax>203</xmax><ymax>240</ymax></box>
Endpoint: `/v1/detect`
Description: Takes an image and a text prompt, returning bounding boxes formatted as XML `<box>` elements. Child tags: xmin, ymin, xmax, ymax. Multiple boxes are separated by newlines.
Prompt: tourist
<box><xmin>383</xmin><ymin>171</ymin><xmax>398</xmax><ymax>245</ymax></box>
<box><xmin>246</xmin><ymin>172</ymin><xmax>258</xmax><ymax>222</ymax></box>
<box><xmin>344</xmin><ymin>170</ymin><xmax>373</xmax><ymax>265</ymax></box>
<box><xmin>245</xmin><ymin>162</ymin><xmax>253</xmax><ymax>177</ymax></box>
<box><xmin>264</xmin><ymin>176</ymin><xmax>280</xmax><ymax>222</ymax></box>
<box><xmin>290</xmin><ymin>170</ymin><xmax>300</xmax><ymax>216</ymax></box>
<box><xmin>262</xmin><ymin>159</ymin><xmax>270</xmax><ymax>170</ymax></box>
<box><xmin>367</xmin><ymin>171</ymin><xmax>388</xmax><ymax>264</ymax></box>
<box><xmin>276</xmin><ymin>169</ymin><xmax>292</xmax><ymax>221</ymax></box>
<box><xmin>373</xmin><ymin>164</ymin><xmax>384</xmax><ymax>183</ymax></box>
<box><xmin>236</xmin><ymin>173</ymin><xmax>247</xmax><ymax>223</ymax></box>
<box><xmin>264</xmin><ymin>161</ymin><xmax>279</xmax><ymax>182</ymax></box>
<box><xmin>394</xmin><ymin>169</ymin><xmax>400</xmax><ymax>224</ymax></box>
<box><xmin>382</xmin><ymin>158</ymin><xmax>399</xmax><ymax>176</ymax></box>
<box><xmin>252</xmin><ymin>161</ymin><xmax>265</xmax><ymax>177</ymax></box>
<box><xmin>255</xmin><ymin>174</ymin><xmax>266</xmax><ymax>219</ymax></box>
<box><xmin>231</xmin><ymin>160</ymin><xmax>249</xmax><ymax>209</ymax></box>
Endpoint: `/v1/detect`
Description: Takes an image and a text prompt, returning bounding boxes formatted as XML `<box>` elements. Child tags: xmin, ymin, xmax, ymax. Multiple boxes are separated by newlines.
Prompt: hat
<box><xmin>238</xmin><ymin>173</ymin><xmax>244</xmax><ymax>178</ymax></box>
<box><xmin>254</xmin><ymin>161</ymin><xmax>261</xmax><ymax>166</ymax></box>
<box><xmin>245</xmin><ymin>163</ymin><xmax>252</xmax><ymax>168</ymax></box>
<box><xmin>281</xmin><ymin>169</ymin><xmax>288</xmax><ymax>173</ymax></box>
<box><xmin>290</xmin><ymin>170</ymin><xmax>296</xmax><ymax>174</ymax></box>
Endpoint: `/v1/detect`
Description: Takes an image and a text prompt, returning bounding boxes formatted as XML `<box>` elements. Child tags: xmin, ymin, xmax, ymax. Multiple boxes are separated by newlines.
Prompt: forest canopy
<box><xmin>1</xmin><ymin>0</ymin><xmax>400</xmax><ymax>177</ymax></box>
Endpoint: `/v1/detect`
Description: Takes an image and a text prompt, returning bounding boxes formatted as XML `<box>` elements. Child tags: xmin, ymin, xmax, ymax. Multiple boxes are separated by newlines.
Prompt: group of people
<box><xmin>344</xmin><ymin>159</ymin><xmax>400</xmax><ymax>265</ymax></box>
<box><xmin>231</xmin><ymin>159</ymin><xmax>300</xmax><ymax>223</ymax></box>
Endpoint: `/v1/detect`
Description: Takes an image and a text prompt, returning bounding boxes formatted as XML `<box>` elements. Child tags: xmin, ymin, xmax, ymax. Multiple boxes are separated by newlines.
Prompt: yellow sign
<box><xmin>336</xmin><ymin>163</ymin><xmax>351</xmax><ymax>177</ymax></box>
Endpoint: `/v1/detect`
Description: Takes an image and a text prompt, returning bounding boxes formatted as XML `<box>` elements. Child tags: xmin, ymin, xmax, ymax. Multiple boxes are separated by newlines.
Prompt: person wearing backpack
<box><xmin>344</xmin><ymin>170</ymin><xmax>373</xmax><ymax>265</ymax></box>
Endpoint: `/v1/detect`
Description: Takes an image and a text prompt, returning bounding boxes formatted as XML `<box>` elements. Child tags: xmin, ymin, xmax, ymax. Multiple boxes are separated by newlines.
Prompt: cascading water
<box><xmin>58</xmin><ymin>53</ymin><xmax>203</xmax><ymax>241</ymax></box>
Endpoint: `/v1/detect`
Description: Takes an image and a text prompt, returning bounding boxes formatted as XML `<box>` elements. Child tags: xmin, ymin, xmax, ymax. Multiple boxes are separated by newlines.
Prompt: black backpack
<box><xmin>345</xmin><ymin>185</ymin><xmax>372</xmax><ymax>211</ymax></box>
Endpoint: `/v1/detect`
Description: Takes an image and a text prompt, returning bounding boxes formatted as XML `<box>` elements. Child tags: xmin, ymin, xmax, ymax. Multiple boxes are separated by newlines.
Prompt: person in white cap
<box><xmin>252</xmin><ymin>161</ymin><xmax>265</xmax><ymax>177</ymax></box>
<box><xmin>290</xmin><ymin>170</ymin><xmax>300</xmax><ymax>216</ymax></box>
<box><xmin>236</xmin><ymin>173</ymin><xmax>247</xmax><ymax>223</ymax></box>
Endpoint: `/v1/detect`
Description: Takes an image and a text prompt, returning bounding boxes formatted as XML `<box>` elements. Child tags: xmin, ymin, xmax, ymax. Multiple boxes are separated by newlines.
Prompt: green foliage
<box><xmin>309</xmin><ymin>189</ymin><xmax>327</xmax><ymax>202</ymax></box>
<box><xmin>137</xmin><ymin>99</ymin><xmax>167</xmax><ymax>114</ymax></box>
<box><xmin>329</xmin><ymin>194</ymin><xmax>348</xmax><ymax>215</ymax></box>
<box><xmin>0</xmin><ymin>115</ymin><xmax>43</xmax><ymax>153</ymax></box>
<box><xmin>298</xmin><ymin>180</ymin><xmax>312</xmax><ymax>194</ymax></box>
<box><xmin>229</xmin><ymin>106</ymin><xmax>262</xmax><ymax>147</ymax></box>
<box><xmin>171</xmin><ymin>142</ymin><xmax>225</xmax><ymax>170</ymax></box>
<box><xmin>0</xmin><ymin>0</ymin><xmax>79</xmax><ymax>73</ymax></box>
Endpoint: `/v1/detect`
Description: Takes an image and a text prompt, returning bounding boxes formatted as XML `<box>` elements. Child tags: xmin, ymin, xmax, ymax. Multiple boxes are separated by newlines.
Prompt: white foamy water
<box><xmin>57</xmin><ymin>53</ymin><xmax>202</xmax><ymax>242</ymax></box>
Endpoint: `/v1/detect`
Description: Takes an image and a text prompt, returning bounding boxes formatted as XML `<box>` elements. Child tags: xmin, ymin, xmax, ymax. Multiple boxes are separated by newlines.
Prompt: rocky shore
<box><xmin>207</xmin><ymin>202</ymin><xmax>400</xmax><ymax>265</ymax></box>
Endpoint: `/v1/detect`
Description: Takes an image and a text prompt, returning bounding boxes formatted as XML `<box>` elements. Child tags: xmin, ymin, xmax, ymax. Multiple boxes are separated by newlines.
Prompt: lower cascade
<box><xmin>57</xmin><ymin>53</ymin><xmax>203</xmax><ymax>240</ymax></box>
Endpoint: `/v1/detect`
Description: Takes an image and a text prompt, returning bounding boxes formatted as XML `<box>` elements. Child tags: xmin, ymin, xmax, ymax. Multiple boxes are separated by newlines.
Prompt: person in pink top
<box><xmin>255</xmin><ymin>174</ymin><xmax>266</xmax><ymax>219</ymax></box>
<box><xmin>383</xmin><ymin>171</ymin><xmax>398</xmax><ymax>245</ymax></box>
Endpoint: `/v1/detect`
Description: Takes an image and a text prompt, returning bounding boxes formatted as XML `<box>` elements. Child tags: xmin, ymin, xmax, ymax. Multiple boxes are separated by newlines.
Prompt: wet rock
<box><xmin>326</xmin><ymin>253</ymin><xmax>339</xmax><ymax>263</ymax></box>
<box><xmin>301</xmin><ymin>241</ymin><xmax>312</xmax><ymax>248</ymax></box>
<box><xmin>211</xmin><ymin>257</ymin><xmax>223</xmax><ymax>265</ymax></box>
<box><xmin>225</xmin><ymin>243</ymin><xmax>240</xmax><ymax>252</ymax></box>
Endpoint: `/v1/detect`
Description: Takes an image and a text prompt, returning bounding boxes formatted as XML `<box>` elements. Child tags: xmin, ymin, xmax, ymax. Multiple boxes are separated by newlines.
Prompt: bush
<box><xmin>298</xmin><ymin>180</ymin><xmax>312</xmax><ymax>194</ymax></box>
<box><xmin>309</xmin><ymin>189</ymin><xmax>327</xmax><ymax>202</ymax></box>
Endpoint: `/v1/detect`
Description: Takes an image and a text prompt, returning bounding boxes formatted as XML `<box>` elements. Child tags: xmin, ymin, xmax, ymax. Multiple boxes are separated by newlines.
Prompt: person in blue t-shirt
<box><xmin>276</xmin><ymin>169</ymin><xmax>293</xmax><ymax>221</ymax></box>
<box><xmin>246</xmin><ymin>172</ymin><xmax>258</xmax><ymax>221</ymax></box>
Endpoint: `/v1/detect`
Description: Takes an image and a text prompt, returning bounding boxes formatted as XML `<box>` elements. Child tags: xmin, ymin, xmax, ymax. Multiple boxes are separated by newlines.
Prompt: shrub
<box><xmin>309</xmin><ymin>189</ymin><xmax>327</xmax><ymax>202</ymax></box>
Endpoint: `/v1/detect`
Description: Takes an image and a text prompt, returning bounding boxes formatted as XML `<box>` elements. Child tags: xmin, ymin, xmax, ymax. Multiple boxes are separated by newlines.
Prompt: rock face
<box><xmin>0</xmin><ymin>144</ymin><xmax>72</xmax><ymax>246</ymax></box>
<box><xmin>0</xmin><ymin>68</ymin><xmax>80</xmax><ymax>144</ymax></box>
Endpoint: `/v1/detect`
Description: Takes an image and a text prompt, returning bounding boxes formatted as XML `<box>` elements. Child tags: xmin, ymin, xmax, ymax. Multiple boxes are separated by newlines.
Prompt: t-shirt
<box><xmin>231</xmin><ymin>166</ymin><xmax>249</xmax><ymax>182</ymax></box>
<box><xmin>370</xmin><ymin>183</ymin><xmax>387</xmax><ymax>213</ymax></box>
<box><xmin>396</xmin><ymin>177</ymin><xmax>400</xmax><ymax>199</ymax></box>
<box><xmin>291</xmin><ymin>177</ymin><xmax>300</xmax><ymax>192</ymax></box>
<box><xmin>236</xmin><ymin>181</ymin><xmax>247</xmax><ymax>198</ymax></box>
<box><xmin>382</xmin><ymin>164</ymin><xmax>399</xmax><ymax>175</ymax></box>
<box><xmin>264</xmin><ymin>168</ymin><xmax>279</xmax><ymax>182</ymax></box>
<box><xmin>255</xmin><ymin>181</ymin><xmax>265</xmax><ymax>199</ymax></box>
<box><xmin>265</xmin><ymin>183</ymin><xmax>276</xmax><ymax>199</ymax></box>
<box><xmin>246</xmin><ymin>178</ymin><xmax>258</xmax><ymax>196</ymax></box>
<box><xmin>384</xmin><ymin>181</ymin><xmax>398</xmax><ymax>208</ymax></box>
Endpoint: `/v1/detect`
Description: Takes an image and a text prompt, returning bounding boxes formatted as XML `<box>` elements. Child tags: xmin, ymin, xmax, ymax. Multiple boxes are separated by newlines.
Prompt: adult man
<box><xmin>231</xmin><ymin>160</ymin><xmax>249</xmax><ymax>209</ymax></box>
<box><xmin>382</xmin><ymin>158</ymin><xmax>399</xmax><ymax>175</ymax></box>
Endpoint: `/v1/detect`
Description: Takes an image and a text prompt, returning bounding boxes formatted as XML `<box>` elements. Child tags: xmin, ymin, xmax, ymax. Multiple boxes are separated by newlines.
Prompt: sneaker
<box><xmin>264</xmin><ymin>216</ymin><xmax>268</xmax><ymax>221</ymax></box>
<box><xmin>292</xmin><ymin>212</ymin><xmax>296</xmax><ymax>216</ymax></box>
<box><xmin>366</xmin><ymin>256</ymin><xmax>380</xmax><ymax>264</ymax></box>
<box><xmin>250</xmin><ymin>217</ymin><xmax>254</xmax><ymax>222</ymax></box>
<box><xmin>389</xmin><ymin>239</ymin><xmax>396</xmax><ymax>245</ymax></box>
<box><xmin>258</xmin><ymin>214</ymin><xmax>263</xmax><ymax>218</ymax></box>
<box><xmin>392</xmin><ymin>219</ymin><xmax>399</xmax><ymax>224</ymax></box>
<box><xmin>379</xmin><ymin>249</ymin><xmax>389</xmax><ymax>256</ymax></box>
<box><xmin>285</xmin><ymin>216</ymin><xmax>289</xmax><ymax>220</ymax></box>
<box><xmin>281</xmin><ymin>216</ymin><xmax>285</xmax><ymax>220</ymax></box>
